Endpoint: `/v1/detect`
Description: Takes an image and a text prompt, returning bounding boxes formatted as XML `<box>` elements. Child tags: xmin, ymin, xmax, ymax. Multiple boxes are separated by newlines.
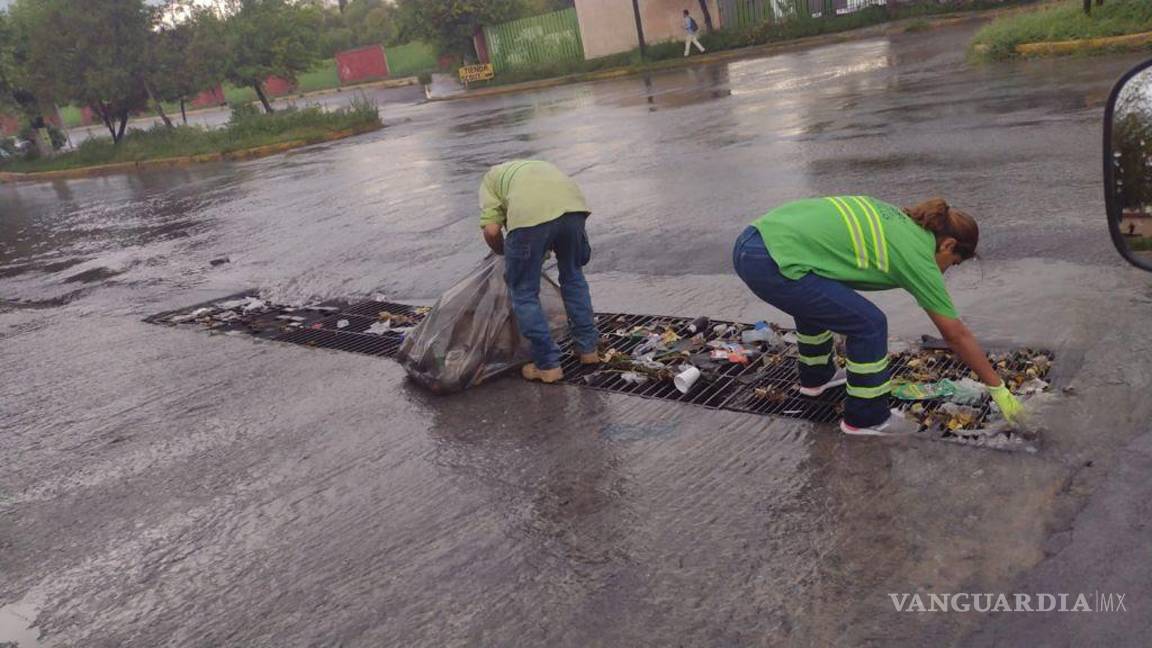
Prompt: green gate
<box><xmin>483</xmin><ymin>8</ymin><xmax>584</xmax><ymax>73</ymax></box>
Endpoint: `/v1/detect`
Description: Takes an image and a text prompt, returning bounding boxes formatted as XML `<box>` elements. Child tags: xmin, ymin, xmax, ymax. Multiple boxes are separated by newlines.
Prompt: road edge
<box><xmin>0</xmin><ymin>123</ymin><xmax>385</xmax><ymax>183</ymax></box>
<box><xmin>1015</xmin><ymin>30</ymin><xmax>1152</xmax><ymax>57</ymax></box>
<box><xmin>429</xmin><ymin>5</ymin><xmax>1034</xmax><ymax>103</ymax></box>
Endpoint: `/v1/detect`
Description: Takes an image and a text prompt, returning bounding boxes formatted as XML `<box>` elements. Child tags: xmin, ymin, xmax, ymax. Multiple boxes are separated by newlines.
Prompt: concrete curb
<box><xmin>1015</xmin><ymin>30</ymin><xmax>1152</xmax><ymax>57</ymax></box>
<box><xmin>167</xmin><ymin>77</ymin><xmax>418</xmax><ymax>120</ymax></box>
<box><xmin>288</xmin><ymin>76</ymin><xmax>421</xmax><ymax>102</ymax></box>
<box><xmin>428</xmin><ymin>6</ymin><xmax>1029</xmax><ymax>102</ymax></box>
<box><xmin>0</xmin><ymin>123</ymin><xmax>384</xmax><ymax>183</ymax></box>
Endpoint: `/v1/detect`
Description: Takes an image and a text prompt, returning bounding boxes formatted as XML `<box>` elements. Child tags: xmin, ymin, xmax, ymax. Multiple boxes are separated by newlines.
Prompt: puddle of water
<box><xmin>600</xmin><ymin>421</ymin><xmax>679</xmax><ymax>442</ymax></box>
<box><xmin>0</xmin><ymin>594</ymin><xmax>44</xmax><ymax>648</ymax></box>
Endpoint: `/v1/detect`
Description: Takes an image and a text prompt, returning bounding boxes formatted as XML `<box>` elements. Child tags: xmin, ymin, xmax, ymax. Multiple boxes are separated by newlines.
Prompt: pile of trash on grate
<box><xmin>587</xmin><ymin>315</ymin><xmax>788</xmax><ymax>389</ymax></box>
<box><xmin>578</xmin><ymin>313</ymin><xmax>1053</xmax><ymax>448</ymax></box>
<box><xmin>361</xmin><ymin>310</ymin><xmax>425</xmax><ymax>335</ymax></box>
<box><xmin>889</xmin><ymin>348</ymin><xmax>1053</xmax><ymax>450</ymax></box>
<box><xmin>148</xmin><ymin>296</ymin><xmax>1054</xmax><ymax>450</ymax></box>
<box><xmin>153</xmin><ymin>295</ymin><xmax>341</xmax><ymax>336</ymax></box>
<box><xmin>148</xmin><ymin>293</ymin><xmax>431</xmax><ymax>338</ymax></box>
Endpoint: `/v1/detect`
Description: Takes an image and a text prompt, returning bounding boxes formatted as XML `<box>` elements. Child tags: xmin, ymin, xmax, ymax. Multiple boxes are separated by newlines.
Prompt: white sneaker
<box><xmin>797</xmin><ymin>368</ymin><xmax>847</xmax><ymax>397</ymax></box>
<box><xmin>840</xmin><ymin>409</ymin><xmax>920</xmax><ymax>436</ymax></box>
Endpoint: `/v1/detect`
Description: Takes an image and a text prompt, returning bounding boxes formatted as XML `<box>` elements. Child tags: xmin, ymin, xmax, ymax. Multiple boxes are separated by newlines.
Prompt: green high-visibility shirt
<box><xmin>751</xmin><ymin>196</ymin><xmax>958</xmax><ymax>319</ymax></box>
<box><xmin>478</xmin><ymin>160</ymin><xmax>589</xmax><ymax>232</ymax></box>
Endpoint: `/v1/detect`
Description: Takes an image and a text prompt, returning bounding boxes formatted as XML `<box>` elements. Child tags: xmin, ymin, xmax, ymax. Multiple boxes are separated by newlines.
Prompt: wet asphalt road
<box><xmin>4</xmin><ymin>18</ymin><xmax>1152</xmax><ymax>647</ymax></box>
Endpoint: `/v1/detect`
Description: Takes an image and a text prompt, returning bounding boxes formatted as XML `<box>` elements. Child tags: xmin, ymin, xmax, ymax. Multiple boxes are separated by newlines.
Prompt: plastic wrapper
<box><xmin>397</xmin><ymin>255</ymin><xmax>568</xmax><ymax>393</ymax></box>
<box><xmin>892</xmin><ymin>378</ymin><xmax>987</xmax><ymax>404</ymax></box>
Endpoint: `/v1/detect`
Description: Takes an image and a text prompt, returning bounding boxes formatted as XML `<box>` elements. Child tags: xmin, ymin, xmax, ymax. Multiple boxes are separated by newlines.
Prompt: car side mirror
<box><xmin>1105</xmin><ymin>59</ymin><xmax>1152</xmax><ymax>271</ymax></box>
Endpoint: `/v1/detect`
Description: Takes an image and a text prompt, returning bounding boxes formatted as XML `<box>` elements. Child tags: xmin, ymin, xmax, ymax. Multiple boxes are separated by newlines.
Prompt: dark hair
<box><xmin>903</xmin><ymin>198</ymin><xmax>979</xmax><ymax>260</ymax></box>
<box><xmin>683</xmin><ymin>9</ymin><xmax>690</xmax><ymax>14</ymax></box>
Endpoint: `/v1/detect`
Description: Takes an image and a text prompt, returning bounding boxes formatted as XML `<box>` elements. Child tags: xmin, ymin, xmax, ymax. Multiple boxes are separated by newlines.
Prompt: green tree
<box><xmin>1114</xmin><ymin>81</ymin><xmax>1152</xmax><ymax>211</ymax></box>
<box><xmin>13</xmin><ymin>0</ymin><xmax>150</xmax><ymax>143</ymax></box>
<box><xmin>314</xmin><ymin>0</ymin><xmax>399</xmax><ymax>57</ymax></box>
<box><xmin>0</xmin><ymin>11</ymin><xmax>20</xmax><ymax>113</ymax></box>
<box><xmin>223</xmin><ymin>0</ymin><xmax>323</xmax><ymax>114</ymax></box>
<box><xmin>148</xmin><ymin>7</ymin><xmax>231</xmax><ymax>125</ymax></box>
<box><xmin>395</xmin><ymin>0</ymin><xmax>526</xmax><ymax>61</ymax></box>
<box><xmin>0</xmin><ymin>9</ymin><xmax>53</xmax><ymax>153</ymax></box>
<box><xmin>347</xmin><ymin>0</ymin><xmax>398</xmax><ymax>46</ymax></box>
<box><xmin>1084</xmin><ymin>0</ymin><xmax>1105</xmax><ymax>16</ymax></box>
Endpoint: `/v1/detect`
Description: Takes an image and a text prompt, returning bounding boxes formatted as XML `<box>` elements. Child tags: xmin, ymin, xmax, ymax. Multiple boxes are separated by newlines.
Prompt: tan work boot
<box><xmin>522</xmin><ymin>363</ymin><xmax>563</xmax><ymax>383</ymax></box>
<box><xmin>578</xmin><ymin>351</ymin><xmax>601</xmax><ymax>365</ymax></box>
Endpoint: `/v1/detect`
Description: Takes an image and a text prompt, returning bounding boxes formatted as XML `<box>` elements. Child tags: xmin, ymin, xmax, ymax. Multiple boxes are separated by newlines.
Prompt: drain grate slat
<box><xmin>312</xmin><ymin>314</ymin><xmax>379</xmax><ymax>334</ymax></box>
<box><xmin>341</xmin><ymin>301</ymin><xmax>426</xmax><ymax>320</ymax></box>
<box><xmin>273</xmin><ymin>328</ymin><xmax>404</xmax><ymax>357</ymax></box>
<box><xmin>147</xmin><ymin>296</ymin><xmax>1054</xmax><ymax>449</ymax></box>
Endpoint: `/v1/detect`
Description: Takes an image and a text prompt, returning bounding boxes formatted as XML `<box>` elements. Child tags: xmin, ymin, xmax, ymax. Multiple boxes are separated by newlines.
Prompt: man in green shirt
<box><xmin>733</xmin><ymin>196</ymin><xmax>1024</xmax><ymax>435</ymax></box>
<box><xmin>480</xmin><ymin>160</ymin><xmax>600</xmax><ymax>383</ymax></box>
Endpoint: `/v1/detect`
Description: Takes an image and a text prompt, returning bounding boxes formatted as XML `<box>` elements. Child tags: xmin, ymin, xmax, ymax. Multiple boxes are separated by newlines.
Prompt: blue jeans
<box><xmin>505</xmin><ymin>212</ymin><xmax>598</xmax><ymax>370</ymax></box>
<box><xmin>732</xmin><ymin>226</ymin><xmax>891</xmax><ymax>428</ymax></box>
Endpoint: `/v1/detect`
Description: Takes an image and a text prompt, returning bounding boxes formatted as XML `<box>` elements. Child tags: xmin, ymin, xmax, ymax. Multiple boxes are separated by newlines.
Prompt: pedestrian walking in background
<box><xmin>683</xmin><ymin>9</ymin><xmax>705</xmax><ymax>57</ymax></box>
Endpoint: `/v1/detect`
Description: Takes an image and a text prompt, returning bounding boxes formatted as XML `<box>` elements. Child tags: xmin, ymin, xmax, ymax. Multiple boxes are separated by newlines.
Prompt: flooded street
<box><xmin>3</xmin><ymin>19</ymin><xmax>1152</xmax><ymax>646</ymax></box>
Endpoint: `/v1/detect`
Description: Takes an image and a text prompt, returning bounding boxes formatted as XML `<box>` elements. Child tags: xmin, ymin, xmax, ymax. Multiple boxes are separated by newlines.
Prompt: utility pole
<box><xmin>631</xmin><ymin>0</ymin><xmax>646</xmax><ymax>58</ymax></box>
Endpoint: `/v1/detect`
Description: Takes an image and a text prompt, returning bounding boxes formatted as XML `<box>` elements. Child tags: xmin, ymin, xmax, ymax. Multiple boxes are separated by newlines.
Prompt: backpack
<box><xmin>688</xmin><ymin>16</ymin><xmax>699</xmax><ymax>32</ymax></box>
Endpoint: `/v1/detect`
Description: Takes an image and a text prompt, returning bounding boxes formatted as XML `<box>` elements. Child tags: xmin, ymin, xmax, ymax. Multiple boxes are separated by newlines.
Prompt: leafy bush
<box><xmin>17</xmin><ymin>124</ymin><xmax>67</xmax><ymax>152</ymax></box>
<box><xmin>971</xmin><ymin>0</ymin><xmax>1152</xmax><ymax>61</ymax></box>
<box><xmin>6</xmin><ymin>98</ymin><xmax>382</xmax><ymax>173</ymax></box>
<box><xmin>228</xmin><ymin>101</ymin><xmax>262</xmax><ymax>124</ymax></box>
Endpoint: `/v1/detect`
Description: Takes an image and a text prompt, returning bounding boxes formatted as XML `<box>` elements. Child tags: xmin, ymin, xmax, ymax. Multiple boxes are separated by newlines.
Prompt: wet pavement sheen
<box><xmin>3</xmin><ymin>19</ymin><xmax>1152</xmax><ymax>647</ymax></box>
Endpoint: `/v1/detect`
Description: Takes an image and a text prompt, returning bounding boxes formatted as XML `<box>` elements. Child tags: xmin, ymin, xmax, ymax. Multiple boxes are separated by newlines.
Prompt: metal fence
<box><xmin>483</xmin><ymin>8</ymin><xmax>584</xmax><ymax>73</ymax></box>
<box><xmin>718</xmin><ymin>0</ymin><xmax>887</xmax><ymax>30</ymax></box>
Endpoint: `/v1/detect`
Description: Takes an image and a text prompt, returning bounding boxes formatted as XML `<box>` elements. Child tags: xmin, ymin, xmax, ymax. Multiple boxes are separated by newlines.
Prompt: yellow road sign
<box><xmin>458</xmin><ymin>64</ymin><xmax>494</xmax><ymax>84</ymax></box>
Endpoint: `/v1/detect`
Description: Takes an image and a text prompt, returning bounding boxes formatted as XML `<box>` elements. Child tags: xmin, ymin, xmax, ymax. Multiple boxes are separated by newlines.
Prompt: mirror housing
<box><xmin>1105</xmin><ymin>58</ymin><xmax>1152</xmax><ymax>272</ymax></box>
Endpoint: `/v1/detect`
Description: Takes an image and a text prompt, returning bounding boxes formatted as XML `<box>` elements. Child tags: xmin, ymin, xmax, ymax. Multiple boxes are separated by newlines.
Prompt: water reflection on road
<box><xmin>3</xmin><ymin>19</ymin><xmax>1152</xmax><ymax>648</ymax></box>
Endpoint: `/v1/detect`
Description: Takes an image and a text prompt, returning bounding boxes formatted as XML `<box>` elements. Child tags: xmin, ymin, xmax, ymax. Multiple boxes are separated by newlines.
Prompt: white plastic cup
<box><xmin>674</xmin><ymin>366</ymin><xmax>702</xmax><ymax>394</ymax></box>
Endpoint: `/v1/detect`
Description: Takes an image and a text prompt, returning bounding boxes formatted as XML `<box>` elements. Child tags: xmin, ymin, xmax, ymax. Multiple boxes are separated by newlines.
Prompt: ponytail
<box><xmin>903</xmin><ymin>198</ymin><xmax>979</xmax><ymax>260</ymax></box>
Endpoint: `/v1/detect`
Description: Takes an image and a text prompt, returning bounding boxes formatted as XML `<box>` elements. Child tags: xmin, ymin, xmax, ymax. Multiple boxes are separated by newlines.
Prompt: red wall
<box><xmin>1</xmin><ymin>109</ymin><xmax>64</xmax><ymax>135</ymax></box>
<box><xmin>263</xmin><ymin>76</ymin><xmax>297</xmax><ymax>97</ymax></box>
<box><xmin>0</xmin><ymin>113</ymin><xmax>22</xmax><ymax>136</ymax></box>
<box><xmin>191</xmin><ymin>85</ymin><xmax>227</xmax><ymax>108</ymax></box>
<box><xmin>437</xmin><ymin>53</ymin><xmax>459</xmax><ymax>71</ymax></box>
<box><xmin>336</xmin><ymin>45</ymin><xmax>389</xmax><ymax>84</ymax></box>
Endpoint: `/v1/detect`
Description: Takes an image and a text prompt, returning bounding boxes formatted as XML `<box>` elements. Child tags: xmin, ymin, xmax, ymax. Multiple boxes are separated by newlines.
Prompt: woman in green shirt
<box><xmin>732</xmin><ymin>196</ymin><xmax>1024</xmax><ymax>435</ymax></box>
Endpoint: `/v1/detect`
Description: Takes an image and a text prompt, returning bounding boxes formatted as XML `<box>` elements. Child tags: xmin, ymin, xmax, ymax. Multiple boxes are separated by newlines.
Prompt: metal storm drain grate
<box><xmin>147</xmin><ymin>295</ymin><xmax>1054</xmax><ymax>451</ymax></box>
<box><xmin>144</xmin><ymin>292</ymin><xmax>427</xmax><ymax>358</ymax></box>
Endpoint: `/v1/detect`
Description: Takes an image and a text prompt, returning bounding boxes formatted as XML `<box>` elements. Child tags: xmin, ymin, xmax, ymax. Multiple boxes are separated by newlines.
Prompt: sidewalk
<box><xmin>430</xmin><ymin>5</ymin><xmax>1034</xmax><ymax>103</ymax></box>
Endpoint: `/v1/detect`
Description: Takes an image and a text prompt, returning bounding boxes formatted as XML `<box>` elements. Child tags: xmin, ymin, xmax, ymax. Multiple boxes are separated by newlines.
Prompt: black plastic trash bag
<box><xmin>398</xmin><ymin>255</ymin><xmax>569</xmax><ymax>393</ymax></box>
